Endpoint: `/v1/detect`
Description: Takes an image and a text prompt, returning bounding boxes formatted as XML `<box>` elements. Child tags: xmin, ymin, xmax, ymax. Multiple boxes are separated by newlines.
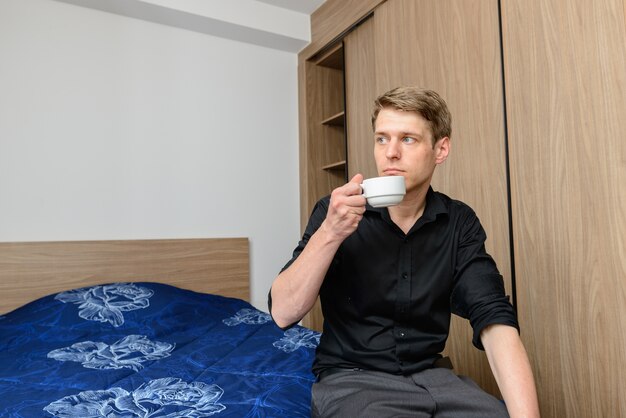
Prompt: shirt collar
<box><xmin>365</xmin><ymin>187</ymin><xmax>449</xmax><ymax>223</ymax></box>
<box><xmin>421</xmin><ymin>187</ymin><xmax>449</xmax><ymax>221</ymax></box>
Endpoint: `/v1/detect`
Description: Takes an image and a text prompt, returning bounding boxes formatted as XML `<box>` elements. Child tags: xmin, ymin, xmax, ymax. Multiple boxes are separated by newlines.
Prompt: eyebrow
<box><xmin>374</xmin><ymin>130</ymin><xmax>424</xmax><ymax>139</ymax></box>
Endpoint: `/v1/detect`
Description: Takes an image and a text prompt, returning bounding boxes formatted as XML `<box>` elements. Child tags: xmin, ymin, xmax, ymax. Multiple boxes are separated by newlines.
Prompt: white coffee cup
<box><xmin>361</xmin><ymin>176</ymin><xmax>406</xmax><ymax>207</ymax></box>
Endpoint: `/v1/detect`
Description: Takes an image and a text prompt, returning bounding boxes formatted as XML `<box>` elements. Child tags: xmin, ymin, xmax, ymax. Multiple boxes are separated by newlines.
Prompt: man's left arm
<box><xmin>481</xmin><ymin>324</ymin><xmax>540</xmax><ymax>418</ymax></box>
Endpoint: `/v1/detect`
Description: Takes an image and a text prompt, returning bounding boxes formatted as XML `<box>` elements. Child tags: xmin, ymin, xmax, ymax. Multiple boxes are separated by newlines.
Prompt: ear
<box><xmin>434</xmin><ymin>137</ymin><xmax>450</xmax><ymax>164</ymax></box>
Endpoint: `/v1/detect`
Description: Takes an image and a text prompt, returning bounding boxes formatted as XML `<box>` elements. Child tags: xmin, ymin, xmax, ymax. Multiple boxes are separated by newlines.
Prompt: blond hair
<box><xmin>372</xmin><ymin>87</ymin><xmax>452</xmax><ymax>145</ymax></box>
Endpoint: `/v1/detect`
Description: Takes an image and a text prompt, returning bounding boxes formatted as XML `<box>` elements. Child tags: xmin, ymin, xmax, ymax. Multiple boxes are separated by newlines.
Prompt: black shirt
<box><xmin>271</xmin><ymin>187</ymin><xmax>518</xmax><ymax>377</ymax></box>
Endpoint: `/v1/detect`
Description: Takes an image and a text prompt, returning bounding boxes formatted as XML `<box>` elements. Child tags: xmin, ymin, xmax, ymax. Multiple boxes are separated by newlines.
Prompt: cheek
<box><xmin>373</xmin><ymin>148</ymin><xmax>386</xmax><ymax>165</ymax></box>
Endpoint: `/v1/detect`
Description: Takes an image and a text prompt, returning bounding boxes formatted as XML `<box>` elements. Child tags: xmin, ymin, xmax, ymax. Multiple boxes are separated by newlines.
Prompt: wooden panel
<box><xmin>298</xmin><ymin>54</ymin><xmax>312</xmax><ymax>230</ymax></box>
<box><xmin>302</xmin><ymin>0</ymin><xmax>385</xmax><ymax>59</ymax></box>
<box><xmin>344</xmin><ymin>16</ymin><xmax>379</xmax><ymax>179</ymax></box>
<box><xmin>373</xmin><ymin>0</ymin><xmax>510</xmax><ymax>397</ymax></box>
<box><xmin>300</xmin><ymin>54</ymin><xmax>346</xmax><ymax>221</ymax></box>
<box><xmin>315</xmin><ymin>42</ymin><xmax>344</xmax><ymax>70</ymax></box>
<box><xmin>501</xmin><ymin>0</ymin><xmax>626</xmax><ymax>416</ymax></box>
<box><xmin>0</xmin><ymin>238</ymin><xmax>250</xmax><ymax>314</ymax></box>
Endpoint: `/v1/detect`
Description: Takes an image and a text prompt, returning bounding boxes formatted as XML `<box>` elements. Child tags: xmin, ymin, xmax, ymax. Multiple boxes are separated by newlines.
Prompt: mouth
<box><xmin>383</xmin><ymin>168</ymin><xmax>404</xmax><ymax>175</ymax></box>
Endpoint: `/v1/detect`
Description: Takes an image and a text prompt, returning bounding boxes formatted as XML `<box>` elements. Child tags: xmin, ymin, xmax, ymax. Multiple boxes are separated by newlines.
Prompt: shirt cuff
<box><xmin>470</xmin><ymin>295</ymin><xmax>520</xmax><ymax>350</ymax></box>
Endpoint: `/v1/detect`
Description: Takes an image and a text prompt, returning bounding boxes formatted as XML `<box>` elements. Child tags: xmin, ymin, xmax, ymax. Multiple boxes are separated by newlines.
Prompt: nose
<box><xmin>385</xmin><ymin>138</ymin><xmax>401</xmax><ymax>160</ymax></box>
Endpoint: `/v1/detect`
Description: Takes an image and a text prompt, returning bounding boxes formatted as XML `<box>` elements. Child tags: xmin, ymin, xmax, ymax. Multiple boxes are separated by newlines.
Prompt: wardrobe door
<box><xmin>501</xmin><ymin>0</ymin><xmax>626</xmax><ymax>416</ymax></box>
<box><xmin>373</xmin><ymin>0</ymin><xmax>511</xmax><ymax>396</ymax></box>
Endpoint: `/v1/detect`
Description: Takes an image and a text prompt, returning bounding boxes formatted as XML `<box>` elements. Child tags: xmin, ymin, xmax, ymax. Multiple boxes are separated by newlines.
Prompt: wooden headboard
<box><xmin>0</xmin><ymin>238</ymin><xmax>249</xmax><ymax>314</ymax></box>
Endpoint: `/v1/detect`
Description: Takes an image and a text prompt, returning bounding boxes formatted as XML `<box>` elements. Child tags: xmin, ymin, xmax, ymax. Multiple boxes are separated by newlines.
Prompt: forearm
<box><xmin>481</xmin><ymin>324</ymin><xmax>540</xmax><ymax>418</ymax></box>
<box><xmin>270</xmin><ymin>222</ymin><xmax>343</xmax><ymax>328</ymax></box>
<box><xmin>272</xmin><ymin>174</ymin><xmax>366</xmax><ymax>328</ymax></box>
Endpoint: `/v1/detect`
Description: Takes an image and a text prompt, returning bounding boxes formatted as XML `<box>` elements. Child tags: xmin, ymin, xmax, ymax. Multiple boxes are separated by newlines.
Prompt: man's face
<box><xmin>373</xmin><ymin>107</ymin><xmax>449</xmax><ymax>194</ymax></box>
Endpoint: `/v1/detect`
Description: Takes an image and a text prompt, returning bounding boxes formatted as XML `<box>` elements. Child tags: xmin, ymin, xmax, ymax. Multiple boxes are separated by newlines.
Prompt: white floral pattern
<box><xmin>273</xmin><ymin>328</ymin><xmax>320</xmax><ymax>353</ymax></box>
<box><xmin>55</xmin><ymin>283</ymin><xmax>154</xmax><ymax>327</ymax></box>
<box><xmin>47</xmin><ymin>335</ymin><xmax>175</xmax><ymax>371</ymax></box>
<box><xmin>222</xmin><ymin>308</ymin><xmax>271</xmax><ymax>326</ymax></box>
<box><xmin>44</xmin><ymin>377</ymin><xmax>226</xmax><ymax>417</ymax></box>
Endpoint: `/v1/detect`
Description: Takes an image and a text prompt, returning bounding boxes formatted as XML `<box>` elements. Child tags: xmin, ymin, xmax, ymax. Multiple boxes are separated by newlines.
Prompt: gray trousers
<box><xmin>311</xmin><ymin>368</ymin><xmax>509</xmax><ymax>417</ymax></box>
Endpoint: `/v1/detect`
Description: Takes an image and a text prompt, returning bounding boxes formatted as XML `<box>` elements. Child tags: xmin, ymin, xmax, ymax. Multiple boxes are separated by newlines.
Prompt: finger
<box><xmin>337</xmin><ymin>205</ymin><xmax>362</xmax><ymax>218</ymax></box>
<box><xmin>344</xmin><ymin>194</ymin><xmax>367</xmax><ymax>208</ymax></box>
<box><xmin>332</xmin><ymin>180</ymin><xmax>358</xmax><ymax>197</ymax></box>
<box><xmin>349</xmin><ymin>173</ymin><xmax>364</xmax><ymax>185</ymax></box>
<box><xmin>343</xmin><ymin>175</ymin><xmax>364</xmax><ymax>196</ymax></box>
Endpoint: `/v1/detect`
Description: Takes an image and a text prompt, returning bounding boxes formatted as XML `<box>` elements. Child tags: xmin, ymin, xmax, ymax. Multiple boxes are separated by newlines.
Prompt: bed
<box><xmin>0</xmin><ymin>238</ymin><xmax>318</xmax><ymax>417</ymax></box>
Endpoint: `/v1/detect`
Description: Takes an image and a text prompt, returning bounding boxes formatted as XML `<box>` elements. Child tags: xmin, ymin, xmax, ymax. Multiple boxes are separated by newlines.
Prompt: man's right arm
<box><xmin>270</xmin><ymin>174</ymin><xmax>365</xmax><ymax>329</ymax></box>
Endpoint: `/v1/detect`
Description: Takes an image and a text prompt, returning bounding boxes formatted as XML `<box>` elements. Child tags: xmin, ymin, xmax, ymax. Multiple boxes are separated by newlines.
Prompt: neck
<box><xmin>388</xmin><ymin>185</ymin><xmax>430</xmax><ymax>233</ymax></box>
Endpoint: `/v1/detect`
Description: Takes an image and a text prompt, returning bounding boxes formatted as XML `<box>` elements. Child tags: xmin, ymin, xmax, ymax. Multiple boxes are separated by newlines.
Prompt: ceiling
<box><xmin>255</xmin><ymin>0</ymin><xmax>326</xmax><ymax>14</ymax></box>
<box><xmin>53</xmin><ymin>0</ymin><xmax>328</xmax><ymax>53</ymax></box>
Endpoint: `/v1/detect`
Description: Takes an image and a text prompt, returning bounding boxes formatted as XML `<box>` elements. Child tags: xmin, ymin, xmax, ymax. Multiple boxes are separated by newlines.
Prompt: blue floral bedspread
<box><xmin>0</xmin><ymin>282</ymin><xmax>319</xmax><ymax>417</ymax></box>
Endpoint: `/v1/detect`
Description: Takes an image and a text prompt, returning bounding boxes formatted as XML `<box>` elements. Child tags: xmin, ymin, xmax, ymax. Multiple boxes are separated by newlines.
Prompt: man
<box><xmin>269</xmin><ymin>87</ymin><xmax>539</xmax><ymax>417</ymax></box>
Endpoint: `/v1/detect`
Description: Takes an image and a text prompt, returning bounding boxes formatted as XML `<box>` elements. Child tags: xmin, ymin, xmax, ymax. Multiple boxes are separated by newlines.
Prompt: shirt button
<box><xmin>399</xmin><ymin>332</ymin><xmax>405</xmax><ymax>337</ymax></box>
<box><xmin>402</xmin><ymin>273</ymin><xmax>408</xmax><ymax>279</ymax></box>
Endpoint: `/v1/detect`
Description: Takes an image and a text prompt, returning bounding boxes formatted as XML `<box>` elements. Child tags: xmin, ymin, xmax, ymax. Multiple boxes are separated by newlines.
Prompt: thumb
<box><xmin>349</xmin><ymin>173</ymin><xmax>364</xmax><ymax>185</ymax></box>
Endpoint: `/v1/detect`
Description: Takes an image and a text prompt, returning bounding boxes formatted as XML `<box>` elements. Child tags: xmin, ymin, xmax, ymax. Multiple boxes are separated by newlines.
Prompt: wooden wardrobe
<box><xmin>298</xmin><ymin>1</ymin><xmax>626</xmax><ymax>416</ymax></box>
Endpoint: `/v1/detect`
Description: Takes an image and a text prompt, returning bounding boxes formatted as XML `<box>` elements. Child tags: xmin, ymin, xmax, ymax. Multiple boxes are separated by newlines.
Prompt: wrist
<box><xmin>317</xmin><ymin>219</ymin><xmax>346</xmax><ymax>247</ymax></box>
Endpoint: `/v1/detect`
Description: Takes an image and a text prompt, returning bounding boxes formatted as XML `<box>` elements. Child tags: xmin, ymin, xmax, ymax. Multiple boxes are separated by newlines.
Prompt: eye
<box><xmin>402</xmin><ymin>137</ymin><xmax>416</xmax><ymax>144</ymax></box>
<box><xmin>375</xmin><ymin>136</ymin><xmax>389</xmax><ymax>144</ymax></box>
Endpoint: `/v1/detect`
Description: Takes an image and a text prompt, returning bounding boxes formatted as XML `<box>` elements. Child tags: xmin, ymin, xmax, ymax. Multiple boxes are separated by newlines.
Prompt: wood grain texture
<box><xmin>302</xmin><ymin>0</ymin><xmax>385</xmax><ymax>60</ymax></box>
<box><xmin>0</xmin><ymin>238</ymin><xmax>249</xmax><ymax>314</ymax></box>
<box><xmin>344</xmin><ymin>16</ymin><xmax>380</xmax><ymax>179</ymax></box>
<box><xmin>373</xmin><ymin>0</ymin><xmax>511</xmax><ymax>397</ymax></box>
<box><xmin>300</xmin><ymin>50</ymin><xmax>347</xmax><ymax>220</ymax></box>
<box><xmin>501</xmin><ymin>0</ymin><xmax>626</xmax><ymax>416</ymax></box>
<box><xmin>298</xmin><ymin>54</ymin><xmax>312</xmax><ymax>231</ymax></box>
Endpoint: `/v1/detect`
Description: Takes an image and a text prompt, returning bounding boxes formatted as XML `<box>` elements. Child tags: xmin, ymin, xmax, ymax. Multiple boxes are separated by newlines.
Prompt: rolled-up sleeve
<box><xmin>450</xmin><ymin>209</ymin><xmax>519</xmax><ymax>350</ymax></box>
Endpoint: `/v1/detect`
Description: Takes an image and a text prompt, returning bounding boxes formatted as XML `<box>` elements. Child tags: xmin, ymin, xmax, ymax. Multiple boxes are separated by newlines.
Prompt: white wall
<box><xmin>0</xmin><ymin>0</ymin><xmax>301</xmax><ymax>311</ymax></box>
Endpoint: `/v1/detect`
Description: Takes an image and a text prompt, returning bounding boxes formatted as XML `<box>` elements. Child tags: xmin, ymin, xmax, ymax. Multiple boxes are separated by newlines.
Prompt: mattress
<box><xmin>0</xmin><ymin>282</ymin><xmax>319</xmax><ymax>417</ymax></box>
